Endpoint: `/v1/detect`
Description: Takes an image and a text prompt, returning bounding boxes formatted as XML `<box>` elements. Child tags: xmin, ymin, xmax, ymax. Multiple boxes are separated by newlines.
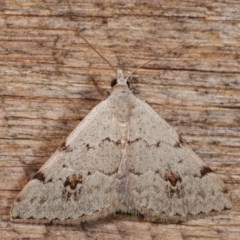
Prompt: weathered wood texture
<box><xmin>0</xmin><ymin>1</ymin><xmax>239</xmax><ymax>239</ymax></box>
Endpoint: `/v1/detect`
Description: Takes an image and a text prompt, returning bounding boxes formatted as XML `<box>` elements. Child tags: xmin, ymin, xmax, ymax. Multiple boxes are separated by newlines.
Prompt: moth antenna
<box><xmin>126</xmin><ymin>43</ymin><xmax>189</xmax><ymax>82</ymax></box>
<box><xmin>78</xmin><ymin>33</ymin><xmax>116</xmax><ymax>72</ymax></box>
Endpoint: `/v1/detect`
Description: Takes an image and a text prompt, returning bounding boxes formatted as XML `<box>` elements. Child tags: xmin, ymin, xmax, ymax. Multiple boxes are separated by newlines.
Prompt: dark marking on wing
<box><xmin>164</xmin><ymin>170</ymin><xmax>182</xmax><ymax>186</ymax></box>
<box><xmin>179</xmin><ymin>136</ymin><xmax>186</xmax><ymax>144</ymax></box>
<box><xmin>16</xmin><ymin>197</ymin><xmax>21</xmax><ymax>203</ymax></box>
<box><xmin>59</xmin><ymin>141</ymin><xmax>73</xmax><ymax>152</ymax></box>
<box><xmin>178</xmin><ymin>159</ymin><xmax>184</xmax><ymax>164</ymax></box>
<box><xmin>127</xmin><ymin>138</ymin><xmax>162</xmax><ymax>148</ymax></box>
<box><xmin>174</xmin><ymin>136</ymin><xmax>186</xmax><ymax>148</ymax></box>
<box><xmin>62</xmin><ymin>181</ymin><xmax>83</xmax><ymax>201</ymax></box>
<box><xmin>24</xmin><ymin>165</ymin><xmax>39</xmax><ymax>181</ymax></box>
<box><xmin>127</xmin><ymin>138</ymin><xmax>141</xmax><ymax>144</ymax></box>
<box><xmin>129</xmin><ymin>169</ymin><xmax>142</xmax><ymax>176</ymax></box>
<box><xmin>222</xmin><ymin>187</ymin><xmax>228</xmax><ymax>194</ymax></box>
<box><xmin>166</xmin><ymin>185</ymin><xmax>184</xmax><ymax>199</ymax></box>
<box><xmin>47</xmin><ymin>178</ymin><xmax>53</xmax><ymax>183</ymax></box>
<box><xmin>174</xmin><ymin>141</ymin><xmax>181</xmax><ymax>148</ymax></box>
<box><xmin>200</xmin><ymin>166</ymin><xmax>213</xmax><ymax>177</ymax></box>
<box><xmin>86</xmin><ymin>143</ymin><xmax>90</xmax><ymax>150</ymax></box>
<box><xmin>100</xmin><ymin>169</ymin><xmax>119</xmax><ymax>176</ymax></box>
<box><xmin>85</xmin><ymin>143</ymin><xmax>95</xmax><ymax>150</ymax></box>
<box><xmin>64</xmin><ymin>173</ymin><xmax>83</xmax><ymax>190</ymax></box>
<box><xmin>59</xmin><ymin>141</ymin><xmax>67</xmax><ymax>150</ymax></box>
<box><xmin>32</xmin><ymin>171</ymin><xmax>45</xmax><ymax>182</ymax></box>
<box><xmin>102</xmin><ymin>137</ymin><xmax>121</xmax><ymax>146</ymax></box>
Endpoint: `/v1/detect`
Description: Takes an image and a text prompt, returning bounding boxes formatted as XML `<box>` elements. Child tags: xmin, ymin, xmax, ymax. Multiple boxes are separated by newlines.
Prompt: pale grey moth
<box><xmin>10</xmin><ymin>69</ymin><xmax>232</xmax><ymax>224</ymax></box>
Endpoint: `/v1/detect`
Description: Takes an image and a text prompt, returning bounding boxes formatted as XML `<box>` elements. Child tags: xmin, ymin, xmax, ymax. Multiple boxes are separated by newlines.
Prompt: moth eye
<box><xmin>111</xmin><ymin>79</ymin><xmax>130</xmax><ymax>88</ymax></box>
<box><xmin>111</xmin><ymin>79</ymin><xmax>117</xmax><ymax>87</ymax></box>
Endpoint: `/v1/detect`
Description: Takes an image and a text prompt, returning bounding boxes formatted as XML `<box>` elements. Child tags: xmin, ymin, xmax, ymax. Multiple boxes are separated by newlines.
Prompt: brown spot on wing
<box><xmin>166</xmin><ymin>185</ymin><xmax>184</xmax><ymax>199</ymax></box>
<box><xmin>32</xmin><ymin>171</ymin><xmax>45</xmax><ymax>182</ymax></box>
<box><xmin>222</xmin><ymin>186</ymin><xmax>229</xmax><ymax>194</ymax></box>
<box><xmin>64</xmin><ymin>174</ymin><xmax>83</xmax><ymax>190</ymax></box>
<box><xmin>200</xmin><ymin>166</ymin><xmax>213</xmax><ymax>177</ymax></box>
<box><xmin>179</xmin><ymin>136</ymin><xmax>186</xmax><ymax>144</ymax></box>
<box><xmin>174</xmin><ymin>135</ymin><xmax>186</xmax><ymax>148</ymax></box>
<box><xmin>59</xmin><ymin>141</ymin><xmax>73</xmax><ymax>152</ymax></box>
<box><xmin>164</xmin><ymin>170</ymin><xmax>182</xmax><ymax>186</ymax></box>
<box><xmin>59</xmin><ymin>141</ymin><xmax>67</xmax><ymax>150</ymax></box>
<box><xmin>16</xmin><ymin>197</ymin><xmax>22</xmax><ymax>203</ymax></box>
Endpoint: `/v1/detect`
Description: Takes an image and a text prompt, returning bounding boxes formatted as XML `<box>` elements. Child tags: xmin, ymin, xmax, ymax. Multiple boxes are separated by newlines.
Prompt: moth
<box><xmin>10</xmin><ymin>40</ymin><xmax>232</xmax><ymax>224</ymax></box>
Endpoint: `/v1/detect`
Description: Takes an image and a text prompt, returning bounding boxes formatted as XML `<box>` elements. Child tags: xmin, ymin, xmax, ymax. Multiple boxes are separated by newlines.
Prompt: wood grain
<box><xmin>0</xmin><ymin>0</ymin><xmax>239</xmax><ymax>239</ymax></box>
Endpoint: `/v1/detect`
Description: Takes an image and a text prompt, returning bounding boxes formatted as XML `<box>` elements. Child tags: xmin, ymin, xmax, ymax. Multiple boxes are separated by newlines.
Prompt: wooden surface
<box><xmin>0</xmin><ymin>1</ymin><xmax>240</xmax><ymax>239</ymax></box>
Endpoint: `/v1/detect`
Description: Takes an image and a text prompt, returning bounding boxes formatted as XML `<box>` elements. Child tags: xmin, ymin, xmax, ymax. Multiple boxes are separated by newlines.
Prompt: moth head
<box><xmin>111</xmin><ymin>69</ymin><xmax>130</xmax><ymax>89</ymax></box>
